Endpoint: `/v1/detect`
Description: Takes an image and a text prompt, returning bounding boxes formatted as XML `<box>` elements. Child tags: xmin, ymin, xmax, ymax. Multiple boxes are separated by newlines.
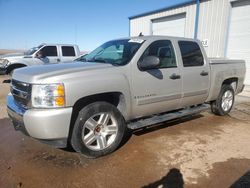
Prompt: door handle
<box><xmin>57</xmin><ymin>58</ymin><xmax>61</xmax><ymax>62</ymax></box>
<box><xmin>200</xmin><ymin>71</ymin><xmax>208</xmax><ymax>76</ymax></box>
<box><xmin>170</xmin><ymin>73</ymin><xmax>181</xmax><ymax>80</ymax></box>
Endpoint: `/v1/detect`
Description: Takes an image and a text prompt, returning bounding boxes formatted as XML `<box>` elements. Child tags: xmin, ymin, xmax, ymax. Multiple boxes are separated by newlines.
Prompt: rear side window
<box><xmin>178</xmin><ymin>41</ymin><xmax>204</xmax><ymax>67</ymax></box>
<box><xmin>41</xmin><ymin>46</ymin><xmax>58</xmax><ymax>57</ymax></box>
<box><xmin>62</xmin><ymin>46</ymin><xmax>76</xmax><ymax>56</ymax></box>
<box><xmin>140</xmin><ymin>40</ymin><xmax>177</xmax><ymax>68</ymax></box>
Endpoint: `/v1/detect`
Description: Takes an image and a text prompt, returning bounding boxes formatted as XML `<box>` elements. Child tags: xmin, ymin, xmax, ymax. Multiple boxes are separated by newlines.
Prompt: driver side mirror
<box><xmin>138</xmin><ymin>56</ymin><xmax>160</xmax><ymax>71</ymax></box>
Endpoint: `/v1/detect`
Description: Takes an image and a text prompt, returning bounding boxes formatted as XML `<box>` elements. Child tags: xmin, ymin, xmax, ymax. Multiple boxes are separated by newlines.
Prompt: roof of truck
<box><xmin>40</xmin><ymin>43</ymin><xmax>78</xmax><ymax>46</ymax></box>
<box><xmin>114</xmin><ymin>35</ymin><xmax>200</xmax><ymax>42</ymax></box>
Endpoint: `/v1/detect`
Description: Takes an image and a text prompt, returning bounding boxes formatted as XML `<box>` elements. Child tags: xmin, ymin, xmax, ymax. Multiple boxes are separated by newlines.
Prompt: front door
<box><xmin>40</xmin><ymin>45</ymin><xmax>60</xmax><ymax>64</ymax></box>
<box><xmin>131</xmin><ymin>40</ymin><xmax>182</xmax><ymax>118</ymax></box>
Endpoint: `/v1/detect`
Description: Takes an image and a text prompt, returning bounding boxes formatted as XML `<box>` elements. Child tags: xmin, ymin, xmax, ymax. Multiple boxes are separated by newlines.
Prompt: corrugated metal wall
<box><xmin>129</xmin><ymin>3</ymin><xmax>197</xmax><ymax>38</ymax></box>
<box><xmin>197</xmin><ymin>0</ymin><xmax>231</xmax><ymax>57</ymax></box>
<box><xmin>130</xmin><ymin>0</ymin><xmax>234</xmax><ymax>58</ymax></box>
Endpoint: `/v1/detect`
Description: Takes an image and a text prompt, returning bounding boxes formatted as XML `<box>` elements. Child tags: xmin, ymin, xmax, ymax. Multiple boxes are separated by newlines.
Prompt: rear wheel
<box><xmin>211</xmin><ymin>85</ymin><xmax>235</xmax><ymax>116</ymax></box>
<box><xmin>71</xmin><ymin>102</ymin><xmax>127</xmax><ymax>158</ymax></box>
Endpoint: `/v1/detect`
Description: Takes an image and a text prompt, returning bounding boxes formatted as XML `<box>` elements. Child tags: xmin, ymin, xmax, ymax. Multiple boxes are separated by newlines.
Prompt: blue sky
<box><xmin>0</xmin><ymin>0</ymin><xmax>187</xmax><ymax>51</ymax></box>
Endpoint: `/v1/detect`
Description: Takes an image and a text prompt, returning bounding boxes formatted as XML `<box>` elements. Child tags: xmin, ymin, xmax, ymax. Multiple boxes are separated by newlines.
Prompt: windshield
<box><xmin>24</xmin><ymin>44</ymin><xmax>44</xmax><ymax>55</ymax></box>
<box><xmin>78</xmin><ymin>39</ymin><xmax>144</xmax><ymax>66</ymax></box>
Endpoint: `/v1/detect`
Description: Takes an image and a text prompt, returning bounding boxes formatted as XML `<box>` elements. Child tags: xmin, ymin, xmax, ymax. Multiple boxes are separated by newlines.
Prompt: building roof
<box><xmin>129</xmin><ymin>0</ymin><xmax>196</xmax><ymax>20</ymax></box>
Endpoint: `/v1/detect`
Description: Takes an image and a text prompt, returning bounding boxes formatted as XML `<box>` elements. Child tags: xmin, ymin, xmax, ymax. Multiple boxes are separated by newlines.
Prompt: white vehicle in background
<box><xmin>0</xmin><ymin>43</ymin><xmax>80</xmax><ymax>75</ymax></box>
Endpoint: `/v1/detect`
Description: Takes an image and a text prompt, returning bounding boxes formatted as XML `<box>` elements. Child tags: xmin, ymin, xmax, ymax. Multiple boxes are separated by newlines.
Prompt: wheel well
<box><xmin>6</xmin><ymin>63</ymin><xmax>26</xmax><ymax>74</ymax></box>
<box><xmin>68</xmin><ymin>92</ymin><xmax>126</xmax><ymax>143</ymax></box>
<box><xmin>222</xmin><ymin>77</ymin><xmax>238</xmax><ymax>91</ymax></box>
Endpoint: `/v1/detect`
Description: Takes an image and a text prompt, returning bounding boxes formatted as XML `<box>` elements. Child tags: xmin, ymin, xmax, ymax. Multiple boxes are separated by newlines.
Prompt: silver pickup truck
<box><xmin>7</xmin><ymin>36</ymin><xmax>245</xmax><ymax>158</ymax></box>
<box><xmin>0</xmin><ymin>43</ymin><xmax>80</xmax><ymax>75</ymax></box>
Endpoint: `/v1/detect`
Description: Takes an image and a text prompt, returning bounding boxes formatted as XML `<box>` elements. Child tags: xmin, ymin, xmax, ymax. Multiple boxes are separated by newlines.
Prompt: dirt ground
<box><xmin>0</xmin><ymin>49</ymin><xmax>24</xmax><ymax>55</ymax></box>
<box><xmin>0</xmin><ymin>75</ymin><xmax>250</xmax><ymax>188</ymax></box>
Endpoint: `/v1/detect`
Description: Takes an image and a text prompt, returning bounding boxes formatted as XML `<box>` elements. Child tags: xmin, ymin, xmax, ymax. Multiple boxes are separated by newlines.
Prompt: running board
<box><xmin>127</xmin><ymin>104</ymin><xmax>209</xmax><ymax>130</ymax></box>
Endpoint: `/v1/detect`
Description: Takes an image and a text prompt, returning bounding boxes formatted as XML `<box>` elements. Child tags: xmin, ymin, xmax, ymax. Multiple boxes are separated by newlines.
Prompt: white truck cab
<box><xmin>0</xmin><ymin>43</ymin><xmax>80</xmax><ymax>75</ymax></box>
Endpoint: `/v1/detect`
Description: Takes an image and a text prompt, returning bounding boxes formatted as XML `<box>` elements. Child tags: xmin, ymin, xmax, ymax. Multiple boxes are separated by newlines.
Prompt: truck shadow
<box><xmin>2</xmin><ymin>79</ymin><xmax>11</xmax><ymax>83</ymax></box>
<box><xmin>117</xmin><ymin>114</ymin><xmax>203</xmax><ymax>151</ymax></box>
<box><xmin>142</xmin><ymin>168</ymin><xmax>184</xmax><ymax>188</ymax></box>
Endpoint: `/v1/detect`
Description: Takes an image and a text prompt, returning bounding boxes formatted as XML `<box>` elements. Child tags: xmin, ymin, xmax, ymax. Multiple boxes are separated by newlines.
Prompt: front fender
<box><xmin>65</xmin><ymin>73</ymin><xmax>132</xmax><ymax>119</ymax></box>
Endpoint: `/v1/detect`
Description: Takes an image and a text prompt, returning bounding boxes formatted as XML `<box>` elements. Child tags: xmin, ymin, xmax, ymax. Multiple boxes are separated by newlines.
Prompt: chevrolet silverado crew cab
<box><xmin>0</xmin><ymin>43</ymin><xmax>80</xmax><ymax>75</ymax></box>
<box><xmin>7</xmin><ymin>36</ymin><xmax>245</xmax><ymax>158</ymax></box>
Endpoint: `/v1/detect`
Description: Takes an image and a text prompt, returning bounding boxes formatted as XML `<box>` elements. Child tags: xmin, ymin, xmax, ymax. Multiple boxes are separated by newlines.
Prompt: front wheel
<box><xmin>211</xmin><ymin>85</ymin><xmax>235</xmax><ymax>116</ymax></box>
<box><xmin>71</xmin><ymin>102</ymin><xmax>128</xmax><ymax>158</ymax></box>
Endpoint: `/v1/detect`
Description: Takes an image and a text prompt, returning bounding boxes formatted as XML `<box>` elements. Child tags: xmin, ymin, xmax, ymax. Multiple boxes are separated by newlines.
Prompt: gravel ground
<box><xmin>0</xmin><ymin>75</ymin><xmax>250</xmax><ymax>188</ymax></box>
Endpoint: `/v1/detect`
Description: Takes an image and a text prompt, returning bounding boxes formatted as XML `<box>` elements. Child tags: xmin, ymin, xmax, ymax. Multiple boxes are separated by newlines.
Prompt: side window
<box><xmin>40</xmin><ymin>46</ymin><xmax>58</xmax><ymax>57</ymax></box>
<box><xmin>140</xmin><ymin>40</ymin><xmax>177</xmax><ymax>68</ymax></box>
<box><xmin>178</xmin><ymin>41</ymin><xmax>204</xmax><ymax>67</ymax></box>
<box><xmin>62</xmin><ymin>46</ymin><xmax>76</xmax><ymax>56</ymax></box>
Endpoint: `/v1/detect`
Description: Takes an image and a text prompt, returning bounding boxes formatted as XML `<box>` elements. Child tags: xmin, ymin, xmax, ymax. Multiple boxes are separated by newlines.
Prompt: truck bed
<box><xmin>206</xmin><ymin>58</ymin><xmax>246</xmax><ymax>102</ymax></box>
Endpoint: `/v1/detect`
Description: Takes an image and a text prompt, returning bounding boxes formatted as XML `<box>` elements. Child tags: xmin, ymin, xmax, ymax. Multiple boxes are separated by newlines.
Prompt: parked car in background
<box><xmin>7</xmin><ymin>36</ymin><xmax>245</xmax><ymax>158</ymax></box>
<box><xmin>0</xmin><ymin>43</ymin><xmax>80</xmax><ymax>75</ymax></box>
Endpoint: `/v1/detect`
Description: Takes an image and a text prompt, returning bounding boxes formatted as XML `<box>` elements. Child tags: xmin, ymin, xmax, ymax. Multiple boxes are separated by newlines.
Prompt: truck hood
<box><xmin>13</xmin><ymin>61</ymin><xmax>114</xmax><ymax>83</ymax></box>
<box><xmin>0</xmin><ymin>53</ymin><xmax>34</xmax><ymax>64</ymax></box>
<box><xmin>0</xmin><ymin>53</ymin><xmax>25</xmax><ymax>59</ymax></box>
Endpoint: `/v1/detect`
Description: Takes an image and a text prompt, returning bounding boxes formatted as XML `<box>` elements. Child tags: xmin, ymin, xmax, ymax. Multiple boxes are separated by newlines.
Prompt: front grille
<box><xmin>11</xmin><ymin>79</ymin><xmax>31</xmax><ymax>109</ymax></box>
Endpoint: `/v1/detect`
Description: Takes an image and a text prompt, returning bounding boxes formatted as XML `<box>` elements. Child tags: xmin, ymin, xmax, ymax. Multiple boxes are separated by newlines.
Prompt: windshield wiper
<box><xmin>95</xmin><ymin>59</ymin><xmax>107</xmax><ymax>63</ymax></box>
<box><xmin>76</xmin><ymin>58</ymin><xmax>87</xmax><ymax>62</ymax></box>
<box><xmin>88</xmin><ymin>58</ymin><xmax>108</xmax><ymax>64</ymax></box>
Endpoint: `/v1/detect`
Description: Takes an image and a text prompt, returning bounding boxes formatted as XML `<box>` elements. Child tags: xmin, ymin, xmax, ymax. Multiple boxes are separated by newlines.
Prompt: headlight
<box><xmin>3</xmin><ymin>59</ymin><xmax>10</xmax><ymax>67</ymax></box>
<box><xmin>0</xmin><ymin>59</ymin><xmax>9</xmax><ymax>67</ymax></box>
<box><xmin>31</xmin><ymin>83</ymin><xmax>65</xmax><ymax>108</ymax></box>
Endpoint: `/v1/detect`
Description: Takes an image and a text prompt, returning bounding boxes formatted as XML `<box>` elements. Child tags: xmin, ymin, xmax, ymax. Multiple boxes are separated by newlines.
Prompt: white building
<box><xmin>129</xmin><ymin>0</ymin><xmax>250</xmax><ymax>85</ymax></box>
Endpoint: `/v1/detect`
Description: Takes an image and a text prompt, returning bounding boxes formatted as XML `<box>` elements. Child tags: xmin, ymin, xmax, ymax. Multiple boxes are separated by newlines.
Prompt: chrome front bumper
<box><xmin>7</xmin><ymin>94</ymin><xmax>29</xmax><ymax>135</ymax></box>
<box><xmin>7</xmin><ymin>94</ymin><xmax>73</xmax><ymax>148</ymax></box>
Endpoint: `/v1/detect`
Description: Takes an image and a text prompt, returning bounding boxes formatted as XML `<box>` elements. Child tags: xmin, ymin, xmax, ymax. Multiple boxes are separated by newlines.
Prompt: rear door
<box><xmin>61</xmin><ymin>46</ymin><xmax>77</xmax><ymax>62</ymax></box>
<box><xmin>178</xmin><ymin>41</ymin><xmax>210</xmax><ymax>107</ymax></box>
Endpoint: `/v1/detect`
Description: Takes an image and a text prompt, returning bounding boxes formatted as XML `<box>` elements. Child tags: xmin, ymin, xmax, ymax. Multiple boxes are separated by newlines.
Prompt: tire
<box><xmin>9</xmin><ymin>69</ymin><xmax>14</xmax><ymax>77</ymax></box>
<box><xmin>211</xmin><ymin>85</ymin><xmax>235</xmax><ymax>116</ymax></box>
<box><xmin>71</xmin><ymin>102</ymin><xmax>128</xmax><ymax>158</ymax></box>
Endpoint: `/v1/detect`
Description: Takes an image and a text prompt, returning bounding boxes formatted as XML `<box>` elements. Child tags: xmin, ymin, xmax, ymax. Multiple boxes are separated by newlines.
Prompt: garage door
<box><xmin>152</xmin><ymin>13</ymin><xmax>186</xmax><ymax>37</ymax></box>
<box><xmin>227</xmin><ymin>0</ymin><xmax>250</xmax><ymax>85</ymax></box>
